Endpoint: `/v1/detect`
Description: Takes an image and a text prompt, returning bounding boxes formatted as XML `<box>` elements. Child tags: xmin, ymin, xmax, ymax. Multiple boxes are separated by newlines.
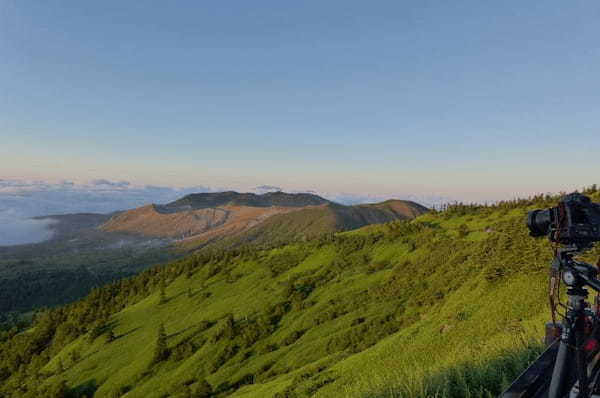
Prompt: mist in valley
<box><xmin>0</xmin><ymin>209</ymin><xmax>56</xmax><ymax>246</ymax></box>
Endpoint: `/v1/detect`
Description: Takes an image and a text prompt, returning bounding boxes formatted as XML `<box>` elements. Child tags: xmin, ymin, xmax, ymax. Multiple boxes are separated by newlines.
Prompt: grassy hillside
<box><xmin>104</xmin><ymin>197</ymin><xmax>428</xmax><ymax>251</ymax></box>
<box><xmin>3</xmin><ymin>190</ymin><xmax>599</xmax><ymax>398</ymax></box>
<box><xmin>0</xmin><ymin>193</ymin><xmax>426</xmax><ymax>321</ymax></box>
<box><xmin>211</xmin><ymin>201</ymin><xmax>428</xmax><ymax>250</ymax></box>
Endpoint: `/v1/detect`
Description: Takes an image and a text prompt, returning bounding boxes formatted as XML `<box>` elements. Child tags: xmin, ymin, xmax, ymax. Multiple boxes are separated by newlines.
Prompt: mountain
<box><xmin>2</xmin><ymin>189</ymin><xmax>590</xmax><ymax>398</ymax></box>
<box><xmin>0</xmin><ymin>192</ymin><xmax>428</xmax><ymax>318</ymax></box>
<box><xmin>217</xmin><ymin>200</ymin><xmax>429</xmax><ymax>249</ymax></box>
<box><xmin>101</xmin><ymin>204</ymin><xmax>303</xmax><ymax>241</ymax></box>
<box><xmin>102</xmin><ymin>191</ymin><xmax>428</xmax><ymax>249</ymax></box>
<box><xmin>164</xmin><ymin>191</ymin><xmax>331</xmax><ymax>210</ymax></box>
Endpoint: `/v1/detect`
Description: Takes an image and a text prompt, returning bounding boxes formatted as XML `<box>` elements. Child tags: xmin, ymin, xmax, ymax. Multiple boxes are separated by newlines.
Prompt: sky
<box><xmin>2</xmin><ymin>1</ymin><xmax>600</xmax><ymax>211</ymax></box>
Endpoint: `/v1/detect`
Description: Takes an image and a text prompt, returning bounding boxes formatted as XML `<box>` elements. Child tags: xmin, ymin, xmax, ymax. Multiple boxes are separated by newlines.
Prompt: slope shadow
<box><xmin>70</xmin><ymin>379</ymin><xmax>98</xmax><ymax>397</ymax></box>
<box><xmin>361</xmin><ymin>341</ymin><xmax>544</xmax><ymax>398</ymax></box>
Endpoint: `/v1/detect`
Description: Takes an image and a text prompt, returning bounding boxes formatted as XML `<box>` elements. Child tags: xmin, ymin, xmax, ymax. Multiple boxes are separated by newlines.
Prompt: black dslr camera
<box><xmin>527</xmin><ymin>192</ymin><xmax>600</xmax><ymax>249</ymax></box>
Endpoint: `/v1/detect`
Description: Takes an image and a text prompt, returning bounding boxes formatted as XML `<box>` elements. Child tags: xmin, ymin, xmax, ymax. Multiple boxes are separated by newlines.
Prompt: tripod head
<box><xmin>552</xmin><ymin>246</ymin><xmax>600</xmax><ymax>294</ymax></box>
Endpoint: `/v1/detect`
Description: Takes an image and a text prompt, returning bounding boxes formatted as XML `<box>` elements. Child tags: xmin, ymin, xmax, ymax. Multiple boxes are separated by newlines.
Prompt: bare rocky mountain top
<box><xmin>100</xmin><ymin>192</ymin><xmax>429</xmax><ymax>250</ymax></box>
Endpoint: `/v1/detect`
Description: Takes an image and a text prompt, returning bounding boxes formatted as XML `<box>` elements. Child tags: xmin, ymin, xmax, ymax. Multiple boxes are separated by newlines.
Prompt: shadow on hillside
<box><xmin>417</xmin><ymin>221</ymin><xmax>443</xmax><ymax>230</ymax></box>
<box><xmin>168</xmin><ymin>319</ymin><xmax>215</xmax><ymax>340</ymax></box>
<box><xmin>362</xmin><ymin>341</ymin><xmax>544</xmax><ymax>398</ymax></box>
<box><xmin>70</xmin><ymin>379</ymin><xmax>98</xmax><ymax>397</ymax></box>
<box><xmin>116</xmin><ymin>326</ymin><xmax>141</xmax><ymax>340</ymax></box>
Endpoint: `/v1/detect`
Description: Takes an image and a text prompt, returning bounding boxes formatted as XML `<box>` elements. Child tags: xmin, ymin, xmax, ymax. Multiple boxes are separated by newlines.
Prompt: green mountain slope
<box><xmin>3</xmin><ymin>190</ymin><xmax>599</xmax><ymax>398</ymax></box>
<box><xmin>211</xmin><ymin>200</ymin><xmax>429</xmax><ymax>249</ymax></box>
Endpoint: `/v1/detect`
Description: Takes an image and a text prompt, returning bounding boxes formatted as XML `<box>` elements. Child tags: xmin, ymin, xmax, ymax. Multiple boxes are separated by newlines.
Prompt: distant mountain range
<box><xmin>101</xmin><ymin>191</ymin><xmax>429</xmax><ymax>249</ymax></box>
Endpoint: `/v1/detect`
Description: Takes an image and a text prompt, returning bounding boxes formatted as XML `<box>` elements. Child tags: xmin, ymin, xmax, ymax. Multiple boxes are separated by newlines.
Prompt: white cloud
<box><xmin>90</xmin><ymin>179</ymin><xmax>131</xmax><ymax>188</ymax></box>
<box><xmin>0</xmin><ymin>208</ymin><xmax>56</xmax><ymax>246</ymax></box>
<box><xmin>0</xmin><ymin>179</ymin><xmax>214</xmax><ymax>216</ymax></box>
<box><xmin>0</xmin><ymin>179</ymin><xmax>215</xmax><ymax>246</ymax></box>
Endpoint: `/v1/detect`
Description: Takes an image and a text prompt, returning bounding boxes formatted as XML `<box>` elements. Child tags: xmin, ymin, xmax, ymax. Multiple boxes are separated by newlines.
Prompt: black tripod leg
<box><xmin>576</xmin><ymin>325</ymin><xmax>589</xmax><ymax>397</ymax></box>
<box><xmin>549</xmin><ymin>338</ymin><xmax>572</xmax><ymax>398</ymax></box>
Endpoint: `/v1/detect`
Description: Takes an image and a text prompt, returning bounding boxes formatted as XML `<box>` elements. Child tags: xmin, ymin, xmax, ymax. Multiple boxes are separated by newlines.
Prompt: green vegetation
<box><xmin>0</xmin><ymin>244</ymin><xmax>177</xmax><ymax>316</ymax></box>
<box><xmin>2</xmin><ymin>189</ymin><xmax>600</xmax><ymax>397</ymax></box>
<box><xmin>0</xmin><ymin>193</ymin><xmax>427</xmax><ymax>321</ymax></box>
<box><xmin>223</xmin><ymin>200</ymin><xmax>428</xmax><ymax>250</ymax></box>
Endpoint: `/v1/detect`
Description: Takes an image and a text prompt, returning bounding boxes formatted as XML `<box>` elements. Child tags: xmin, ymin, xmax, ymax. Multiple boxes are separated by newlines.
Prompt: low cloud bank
<box><xmin>0</xmin><ymin>179</ymin><xmax>214</xmax><ymax>246</ymax></box>
<box><xmin>0</xmin><ymin>209</ymin><xmax>55</xmax><ymax>246</ymax></box>
<box><xmin>0</xmin><ymin>179</ymin><xmax>213</xmax><ymax>216</ymax></box>
<box><xmin>0</xmin><ymin>178</ymin><xmax>450</xmax><ymax>246</ymax></box>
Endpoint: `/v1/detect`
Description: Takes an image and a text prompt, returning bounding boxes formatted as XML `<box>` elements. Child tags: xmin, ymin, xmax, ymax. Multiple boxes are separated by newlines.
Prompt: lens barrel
<box><xmin>527</xmin><ymin>209</ymin><xmax>552</xmax><ymax>237</ymax></box>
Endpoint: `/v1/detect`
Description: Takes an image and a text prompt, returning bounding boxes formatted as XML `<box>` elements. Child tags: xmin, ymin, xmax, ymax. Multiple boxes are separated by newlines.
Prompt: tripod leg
<box><xmin>549</xmin><ymin>339</ymin><xmax>572</xmax><ymax>398</ymax></box>
<box><xmin>576</xmin><ymin>325</ymin><xmax>589</xmax><ymax>396</ymax></box>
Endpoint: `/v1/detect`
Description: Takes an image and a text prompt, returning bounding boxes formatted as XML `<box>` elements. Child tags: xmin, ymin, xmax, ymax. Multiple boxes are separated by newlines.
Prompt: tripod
<box><xmin>500</xmin><ymin>248</ymin><xmax>600</xmax><ymax>398</ymax></box>
<box><xmin>548</xmin><ymin>247</ymin><xmax>600</xmax><ymax>398</ymax></box>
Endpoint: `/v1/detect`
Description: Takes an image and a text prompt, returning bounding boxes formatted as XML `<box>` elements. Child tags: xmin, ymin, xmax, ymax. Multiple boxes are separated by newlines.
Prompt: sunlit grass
<box><xmin>28</xmin><ymin>192</ymin><xmax>600</xmax><ymax>397</ymax></box>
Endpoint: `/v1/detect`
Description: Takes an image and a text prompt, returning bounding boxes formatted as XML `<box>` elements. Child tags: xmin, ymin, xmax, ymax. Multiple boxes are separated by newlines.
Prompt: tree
<box><xmin>106</xmin><ymin>328</ymin><xmax>115</xmax><ymax>343</ymax></box>
<box><xmin>68</xmin><ymin>349</ymin><xmax>80</xmax><ymax>365</ymax></box>
<box><xmin>458</xmin><ymin>224</ymin><xmax>469</xmax><ymax>238</ymax></box>
<box><xmin>89</xmin><ymin>321</ymin><xmax>104</xmax><ymax>342</ymax></box>
<box><xmin>182</xmin><ymin>384</ymin><xmax>192</xmax><ymax>398</ymax></box>
<box><xmin>193</xmin><ymin>379</ymin><xmax>213</xmax><ymax>398</ymax></box>
<box><xmin>45</xmin><ymin>378</ymin><xmax>69</xmax><ymax>398</ymax></box>
<box><xmin>159</xmin><ymin>279</ymin><xmax>167</xmax><ymax>305</ymax></box>
<box><xmin>152</xmin><ymin>323</ymin><xmax>169</xmax><ymax>364</ymax></box>
<box><xmin>222</xmin><ymin>314</ymin><xmax>236</xmax><ymax>340</ymax></box>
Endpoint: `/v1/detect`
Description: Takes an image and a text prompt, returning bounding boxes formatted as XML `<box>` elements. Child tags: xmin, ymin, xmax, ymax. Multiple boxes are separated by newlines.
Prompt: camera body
<box><xmin>527</xmin><ymin>193</ymin><xmax>600</xmax><ymax>248</ymax></box>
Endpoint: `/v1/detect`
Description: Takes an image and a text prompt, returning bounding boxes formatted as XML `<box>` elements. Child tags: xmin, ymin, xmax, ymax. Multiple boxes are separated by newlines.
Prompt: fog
<box><xmin>0</xmin><ymin>179</ymin><xmax>214</xmax><ymax>246</ymax></box>
<box><xmin>0</xmin><ymin>209</ymin><xmax>56</xmax><ymax>246</ymax></box>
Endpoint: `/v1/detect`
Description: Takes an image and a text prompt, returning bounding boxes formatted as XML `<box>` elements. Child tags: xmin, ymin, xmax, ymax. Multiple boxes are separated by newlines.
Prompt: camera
<box><xmin>527</xmin><ymin>192</ymin><xmax>600</xmax><ymax>247</ymax></box>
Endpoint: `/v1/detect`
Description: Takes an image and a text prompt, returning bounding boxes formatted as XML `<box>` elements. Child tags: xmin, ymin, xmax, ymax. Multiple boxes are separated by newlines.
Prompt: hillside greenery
<box><xmin>2</xmin><ymin>187</ymin><xmax>600</xmax><ymax>398</ymax></box>
<box><xmin>0</xmin><ymin>245</ymin><xmax>177</xmax><ymax>317</ymax></box>
<box><xmin>0</xmin><ymin>194</ymin><xmax>426</xmax><ymax>320</ymax></box>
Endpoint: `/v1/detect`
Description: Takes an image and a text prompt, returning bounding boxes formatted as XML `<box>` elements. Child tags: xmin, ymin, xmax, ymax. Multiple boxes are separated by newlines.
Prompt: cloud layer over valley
<box><xmin>0</xmin><ymin>208</ymin><xmax>56</xmax><ymax>246</ymax></box>
<box><xmin>0</xmin><ymin>179</ymin><xmax>212</xmax><ymax>246</ymax></box>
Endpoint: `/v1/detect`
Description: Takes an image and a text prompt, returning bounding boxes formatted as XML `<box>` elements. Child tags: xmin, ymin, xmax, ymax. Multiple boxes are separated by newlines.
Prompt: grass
<box><xmin>5</xmin><ymin>191</ymin><xmax>600</xmax><ymax>398</ymax></box>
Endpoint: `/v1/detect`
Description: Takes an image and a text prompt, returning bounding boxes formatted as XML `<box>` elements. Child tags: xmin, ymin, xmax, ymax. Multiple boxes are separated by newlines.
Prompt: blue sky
<box><xmin>2</xmin><ymin>1</ymin><xmax>600</xmax><ymax>202</ymax></box>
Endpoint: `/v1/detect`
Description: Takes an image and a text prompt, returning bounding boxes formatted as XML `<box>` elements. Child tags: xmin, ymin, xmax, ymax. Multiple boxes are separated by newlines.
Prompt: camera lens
<box><xmin>527</xmin><ymin>209</ymin><xmax>552</xmax><ymax>237</ymax></box>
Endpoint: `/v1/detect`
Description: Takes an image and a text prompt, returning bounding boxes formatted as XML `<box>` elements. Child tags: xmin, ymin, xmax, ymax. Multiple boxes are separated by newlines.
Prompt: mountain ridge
<box><xmin>164</xmin><ymin>191</ymin><xmax>332</xmax><ymax>211</ymax></box>
<box><xmin>101</xmin><ymin>192</ymin><xmax>429</xmax><ymax>248</ymax></box>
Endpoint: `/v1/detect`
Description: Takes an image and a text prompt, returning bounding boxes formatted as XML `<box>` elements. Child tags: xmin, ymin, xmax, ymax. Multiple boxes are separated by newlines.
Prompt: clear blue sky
<box><xmin>2</xmin><ymin>1</ymin><xmax>599</xmax><ymax>202</ymax></box>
